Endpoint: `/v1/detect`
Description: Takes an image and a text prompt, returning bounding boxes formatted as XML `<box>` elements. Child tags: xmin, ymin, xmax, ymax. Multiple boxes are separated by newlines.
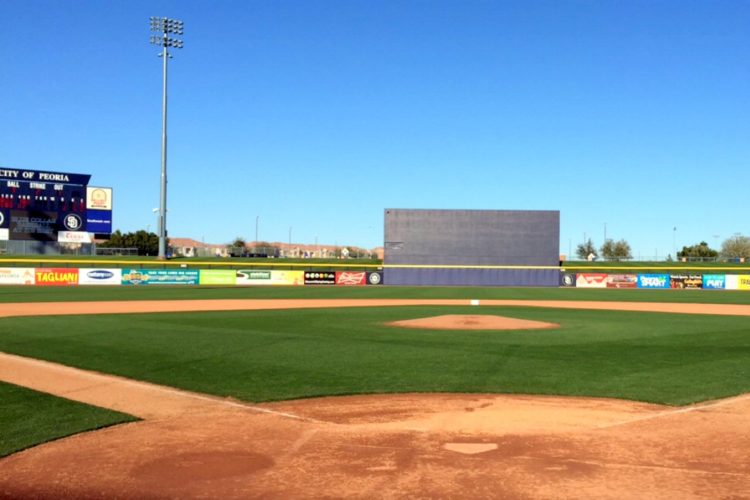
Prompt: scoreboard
<box><xmin>0</xmin><ymin>167</ymin><xmax>95</xmax><ymax>242</ymax></box>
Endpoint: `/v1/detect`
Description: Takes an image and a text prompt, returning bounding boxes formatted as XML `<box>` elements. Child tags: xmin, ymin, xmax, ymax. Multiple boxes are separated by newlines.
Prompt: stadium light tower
<box><xmin>149</xmin><ymin>16</ymin><xmax>184</xmax><ymax>259</ymax></box>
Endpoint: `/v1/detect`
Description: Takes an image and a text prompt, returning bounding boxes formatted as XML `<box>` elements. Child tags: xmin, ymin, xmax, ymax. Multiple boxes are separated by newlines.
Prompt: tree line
<box><xmin>575</xmin><ymin>234</ymin><xmax>750</xmax><ymax>261</ymax></box>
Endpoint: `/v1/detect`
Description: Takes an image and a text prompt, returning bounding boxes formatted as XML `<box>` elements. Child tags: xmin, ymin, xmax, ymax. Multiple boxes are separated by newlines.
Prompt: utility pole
<box><xmin>149</xmin><ymin>16</ymin><xmax>183</xmax><ymax>260</ymax></box>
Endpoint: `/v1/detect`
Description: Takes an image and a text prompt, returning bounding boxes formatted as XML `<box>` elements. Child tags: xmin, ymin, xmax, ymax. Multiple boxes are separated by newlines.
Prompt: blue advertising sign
<box><xmin>637</xmin><ymin>274</ymin><xmax>670</xmax><ymax>289</ymax></box>
<box><xmin>87</xmin><ymin>209</ymin><xmax>113</xmax><ymax>233</ymax></box>
<box><xmin>121</xmin><ymin>269</ymin><xmax>199</xmax><ymax>286</ymax></box>
<box><xmin>702</xmin><ymin>274</ymin><xmax>726</xmax><ymax>290</ymax></box>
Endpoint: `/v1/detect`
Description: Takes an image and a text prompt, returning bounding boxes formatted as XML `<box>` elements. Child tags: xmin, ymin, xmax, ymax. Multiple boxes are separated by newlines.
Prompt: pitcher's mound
<box><xmin>387</xmin><ymin>315</ymin><xmax>559</xmax><ymax>331</ymax></box>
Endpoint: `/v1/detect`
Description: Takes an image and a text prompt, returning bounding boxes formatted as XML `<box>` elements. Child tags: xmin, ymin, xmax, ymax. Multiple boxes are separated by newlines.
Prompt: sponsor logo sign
<box><xmin>0</xmin><ymin>228</ymin><xmax>7</xmax><ymax>241</ymax></box>
<box><xmin>304</xmin><ymin>271</ymin><xmax>336</xmax><ymax>285</ymax></box>
<box><xmin>560</xmin><ymin>273</ymin><xmax>576</xmax><ymax>287</ymax></box>
<box><xmin>235</xmin><ymin>270</ymin><xmax>304</xmax><ymax>286</ymax></box>
<box><xmin>738</xmin><ymin>275</ymin><xmax>750</xmax><ymax>291</ymax></box>
<box><xmin>199</xmin><ymin>270</ymin><xmax>237</xmax><ymax>286</ymax></box>
<box><xmin>367</xmin><ymin>271</ymin><xmax>383</xmax><ymax>285</ymax></box>
<box><xmin>58</xmin><ymin>231</ymin><xmax>92</xmax><ymax>243</ymax></box>
<box><xmin>35</xmin><ymin>268</ymin><xmax>79</xmax><ymax>286</ymax></box>
<box><xmin>606</xmin><ymin>274</ymin><xmax>638</xmax><ymax>289</ymax></box>
<box><xmin>702</xmin><ymin>275</ymin><xmax>726</xmax><ymax>290</ymax></box>
<box><xmin>670</xmin><ymin>274</ymin><xmax>703</xmax><ymax>289</ymax></box>
<box><xmin>335</xmin><ymin>271</ymin><xmax>366</xmax><ymax>286</ymax></box>
<box><xmin>637</xmin><ymin>274</ymin><xmax>670</xmax><ymax>289</ymax></box>
<box><xmin>78</xmin><ymin>268</ymin><xmax>122</xmax><ymax>286</ymax></box>
<box><xmin>86</xmin><ymin>209</ymin><xmax>113</xmax><ymax>234</ymax></box>
<box><xmin>121</xmin><ymin>269</ymin><xmax>199</xmax><ymax>286</ymax></box>
<box><xmin>62</xmin><ymin>213</ymin><xmax>84</xmax><ymax>231</ymax></box>
<box><xmin>576</xmin><ymin>273</ymin><xmax>608</xmax><ymax>288</ymax></box>
<box><xmin>725</xmin><ymin>275</ymin><xmax>739</xmax><ymax>290</ymax></box>
<box><xmin>0</xmin><ymin>209</ymin><xmax>6</xmax><ymax>228</ymax></box>
<box><xmin>86</xmin><ymin>187</ymin><xmax>113</xmax><ymax>210</ymax></box>
<box><xmin>0</xmin><ymin>267</ymin><xmax>35</xmax><ymax>285</ymax></box>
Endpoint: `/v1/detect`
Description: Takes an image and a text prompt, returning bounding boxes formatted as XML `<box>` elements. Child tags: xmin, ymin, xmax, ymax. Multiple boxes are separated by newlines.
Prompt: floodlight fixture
<box><xmin>149</xmin><ymin>16</ymin><xmax>184</xmax><ymax>259</ymax></box>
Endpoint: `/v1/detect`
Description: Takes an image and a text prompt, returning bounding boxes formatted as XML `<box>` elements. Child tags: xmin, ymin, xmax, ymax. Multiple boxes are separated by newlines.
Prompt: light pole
<box><xmin>673</xmin><ymin>226</ymin><xmax>677</xmax><ymax>259</ymax></box>
<box><xmin>255</xmin><ymin>216</ymin><xmax>259</xmax><ymax>246</ymax></box>
<box><xmin>149</xmin><ymin>16</ymin><xmax>183</xmax><ymax>260</ymax></box>
<box><xmin>152</xmin><ymin>207</ymin><xmax>159</xmax><ymax>234</ymax></box>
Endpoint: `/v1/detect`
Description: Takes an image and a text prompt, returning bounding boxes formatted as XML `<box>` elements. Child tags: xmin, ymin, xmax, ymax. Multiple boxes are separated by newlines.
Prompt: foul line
<box><xmin>0</xmin><ymin>352</ymin><xmax>325</xmax><ymax>425</ymax></box>
<box><xmin>597</xmin><ymin>392</ymin><xmax>750</xmax><ymax>429</ymax></box>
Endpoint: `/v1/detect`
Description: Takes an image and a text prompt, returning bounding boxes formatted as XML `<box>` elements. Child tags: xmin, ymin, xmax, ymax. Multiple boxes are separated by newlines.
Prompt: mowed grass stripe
<box><xmin>0</xmin><ymin>306</ymin><xmax>748</xmax><ymax>405</ymax></box>
<box><xmin>0</xmin><ymin>381</ymin><xmax>137</xmax><ymax>458</ymax></box>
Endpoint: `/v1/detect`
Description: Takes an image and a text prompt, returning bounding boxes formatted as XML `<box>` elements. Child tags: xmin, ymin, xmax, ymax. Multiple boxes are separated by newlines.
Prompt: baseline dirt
<box><xmin>1</xmin><ymin>299</ymin><xmax>749</xmax><ymax>499</ymax></box>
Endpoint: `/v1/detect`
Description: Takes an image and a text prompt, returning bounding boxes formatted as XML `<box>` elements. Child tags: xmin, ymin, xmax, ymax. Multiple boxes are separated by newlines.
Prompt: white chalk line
<box><xmin>598</xmin><ymin>392</ymin><xmax>750</xmax><ymax>429</ymax></box>
<box><xmin>0</xmin><ymin>352</ymin><xmax>325</xmax><ymax>424</ymax></box>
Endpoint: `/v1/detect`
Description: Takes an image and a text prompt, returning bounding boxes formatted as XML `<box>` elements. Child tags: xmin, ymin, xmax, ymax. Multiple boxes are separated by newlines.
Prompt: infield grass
<box><xmin>0</xmin><ymin>305</ymin><xmax>748</xmax><ymax>406</ymax></box>
<box><xmin>0</xmin><ymin>381</ymin><xmax>137</xmax><ymax>458</ymax></box>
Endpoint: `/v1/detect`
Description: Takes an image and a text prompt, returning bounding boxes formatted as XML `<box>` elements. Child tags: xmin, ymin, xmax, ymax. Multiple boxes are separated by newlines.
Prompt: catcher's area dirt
<box><xmin>1</xmin><ymin>299</ymin><xmax>749</xmax><ymax>499</ymax></box>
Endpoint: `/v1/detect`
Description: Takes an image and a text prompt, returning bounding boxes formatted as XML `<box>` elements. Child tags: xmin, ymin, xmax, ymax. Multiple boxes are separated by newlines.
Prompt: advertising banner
<box><xmin>606</xmin><ymin>274</ymin><xmax>638</xmax><ymax>289</ymax></box>
<box><xmin>737</xmin><ymin>275</ymin><xmax>750</xmax><ymax>291</ymax></box>
<box><xmin>0</xmin><ymin>267</ymin><xmax>35</xmax><ymax>285</ymax></box>
<box><xmin>670</xmin><ymin>274</ymin><xmax>703</xmax><ymax>289</ymax></box>
<box><xmin>335</xmin><ymin>271</ymin><xmax>366</xmax><ymax>286</ymax></box>
<box><xmin>86</xmin><ymin>187</ymin><xmax>113</xmax><ymax>210</ymax></box>
<box><xmin>35</xmin><ymin>268</ymin><xmax>79</xmax><ymax>286</ymax></box>
<box><xmin>304</xmin><ymin>271</ymin><xmax>336</xmax><ymax>285</ymax></box>
<box><xmin>702</xmin><ymin>275</ymin><xmax>726</xmax><ymax>290</ymax></box>
<box><xmin>199</xmin><ymin>270</ymin><xmax>237</xmax><ymax>286</ymax></box>
<box><xmin>121</xmin><ymin>269</ymin><xmax>199</xmax><ymax>286</ymax></box>
<box><xmin>726</xmin><ymin>275</ymin><xmax>739</xmax><ymax>290</ymax></box>
<box><xmin>576</xmin><ymin>273</ymin><xmax>608</xmax><ymax>288</ymax></box>
<box><xmin>637</xmin><ymin>274</ymin><xmax>670</xmax><ymax>289</ymax></box>
<box><xmin>235</xmin><ymin>270</ymin><xmax>304</xmax><ymax>286</ymax></box>
<box><xmin>58</xmin><ymin>231</ymin><xmax>92</xmax><ymax>243</ymax></box>
<box><xmin>367</xmin><ymin>271</ymin><xmax>383</xmax><ymax>285</ymax></box>
<box><xmin>560</xmin><ymin>273</ymin><xmax>576</xmax><ymax>287</ymax></box>
<box><xmin>0</xmin><ymin>229</ymin><xmax>7</xmax><ymax>241</ymax></box>
<box><xmin>0</xmin><ymin>209</ymin><xmax>7</xmax><ymax>228</ymax></box>
<box><xmin>86</xmin><ymin>209</ymin><xmax>113</xmax><ymax>234</ymax></box>
<box><xmin>78</xmin><ymin>268</ymin><xmax>122</xmax><ymax>286</ymax></box>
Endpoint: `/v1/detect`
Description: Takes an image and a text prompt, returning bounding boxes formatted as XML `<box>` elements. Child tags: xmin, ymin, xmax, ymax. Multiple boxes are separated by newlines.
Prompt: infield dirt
<box><xmin>1</xmin><ymin>299</ymin><xmax>749</xmax><ymax>499</ymax></box>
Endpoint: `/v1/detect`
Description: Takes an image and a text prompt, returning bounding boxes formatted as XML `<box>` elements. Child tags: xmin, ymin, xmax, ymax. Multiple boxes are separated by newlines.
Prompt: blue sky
<box><xmin>1</xmin><ymin>0</ymin><xmax>748</xmax><ymax>257</ymax></box>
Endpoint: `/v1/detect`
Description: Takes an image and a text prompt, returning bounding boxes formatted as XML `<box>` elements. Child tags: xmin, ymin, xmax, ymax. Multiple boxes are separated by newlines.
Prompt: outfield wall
<box><xmin>562</xmin><ymin>272</ymin><xmax>750</xmax><ymax>290</ymax></box>
<box><xmin>0</xmin><ymin>268</ymin><xmax>383</xmax><ymax>287</ymax></box>
<box><xmin>2</xmin><ymin>267</ymin><xmax>749</xmax><ymax>290</ymax></box>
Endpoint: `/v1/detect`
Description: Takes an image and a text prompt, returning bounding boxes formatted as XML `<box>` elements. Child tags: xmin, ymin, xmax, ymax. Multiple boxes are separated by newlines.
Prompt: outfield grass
<box><xmin>2</xmin><ymin>284</ymin><xmax>750</xmax><ymax>304</ymax></box>
<box><xmin>0</xmin><ymin>381</ymin><xmax>137</xmax><ymax>458</ymax></box>
<box><xmin>0</xmin><ymin>305</ymin><xmax>748</xmax><ymax>406</ymax></box>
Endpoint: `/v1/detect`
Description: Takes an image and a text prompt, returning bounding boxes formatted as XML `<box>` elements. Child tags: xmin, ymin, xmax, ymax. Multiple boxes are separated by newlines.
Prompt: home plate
<box><xmin>443</xmin><ymin>443</ymin><xmax>498</xmax><ymax>455</ymax></box>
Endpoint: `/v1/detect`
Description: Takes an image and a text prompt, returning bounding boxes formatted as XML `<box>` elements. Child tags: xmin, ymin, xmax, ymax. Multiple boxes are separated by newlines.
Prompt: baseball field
<box><xmin>1</xmin><ymin>284</ymin><xmax>749</xmax><ymax>498</ymax></box>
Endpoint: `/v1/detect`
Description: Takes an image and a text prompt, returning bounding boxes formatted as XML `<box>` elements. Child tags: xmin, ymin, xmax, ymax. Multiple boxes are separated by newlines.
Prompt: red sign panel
<box><xmin>606</xmin><ymin>274</ymin><xmax>638</xmax><ymax>289</ymax></box>
<box><xmin>575</xmin><ymin>273</ymin><xmax>608</xmax><ymax>288</ymax></box>
<box><xmin>335</xmin><ymin>271</ymin><xmax>366</xmax><ymax>286</ymax></box>
<box><xmin>35</xmin><ymin>268</ymin><xmax>79</xmax><ymax>286</ymax></box>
